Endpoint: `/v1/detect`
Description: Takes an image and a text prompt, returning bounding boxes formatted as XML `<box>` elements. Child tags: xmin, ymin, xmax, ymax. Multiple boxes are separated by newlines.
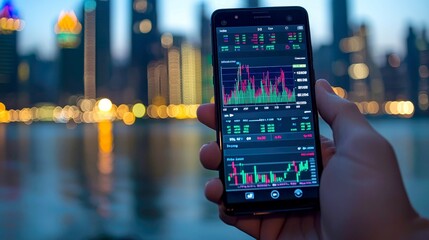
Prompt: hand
<box><xmin>198</xmin><ymin>79</ymin><xmax>429</xmax><ymax>239</ymax></box>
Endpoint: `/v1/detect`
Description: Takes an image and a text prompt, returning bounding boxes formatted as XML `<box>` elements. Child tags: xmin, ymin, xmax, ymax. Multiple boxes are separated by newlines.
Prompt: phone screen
<box><xmin>212</xmin><ymin>7</ymin><xmax>323</xmax><ymax>215</ymax></box>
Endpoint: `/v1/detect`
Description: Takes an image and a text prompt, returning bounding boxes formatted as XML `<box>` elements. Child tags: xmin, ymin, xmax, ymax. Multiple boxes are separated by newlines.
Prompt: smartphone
<box><xmin>211</xmin><ymin>7</ymin><xmax>323</xmax><ymax>215</ymax></box>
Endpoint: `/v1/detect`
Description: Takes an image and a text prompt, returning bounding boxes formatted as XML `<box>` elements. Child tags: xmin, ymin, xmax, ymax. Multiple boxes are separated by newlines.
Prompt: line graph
<box><xmin>222</xmin><ymin>63</ymin><xmax>296</xmax><ymax>105</ymax></box>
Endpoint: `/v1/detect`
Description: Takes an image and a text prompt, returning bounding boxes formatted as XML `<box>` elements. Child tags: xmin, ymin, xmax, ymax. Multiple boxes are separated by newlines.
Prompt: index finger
<box><xmin>197</xmin><ymin>103</ymin><xmax>216</xmax><ymax>130</ymax></box>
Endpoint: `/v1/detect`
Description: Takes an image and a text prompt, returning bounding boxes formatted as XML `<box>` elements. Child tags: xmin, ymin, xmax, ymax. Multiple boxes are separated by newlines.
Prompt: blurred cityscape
<box><xmin>0</xmin><ymin>0</ymin><xmax>428</xmax><ymax>125</ymax></box>
<box><xmin>1</xmin><ymin>1</ymin><xmax>429</xmax><ymax>239</ymax></box>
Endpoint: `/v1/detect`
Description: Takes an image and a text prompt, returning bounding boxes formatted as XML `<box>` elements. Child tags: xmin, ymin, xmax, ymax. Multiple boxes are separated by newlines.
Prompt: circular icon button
<box><xmin>294</xmin><ymin>189</ymin><xmax>303</xmax><ymax>198</ymax></box>
<box><xmin>270</xmin><ymin>190</ymin><xmax>280</xmax><ymax>199</ymax></box>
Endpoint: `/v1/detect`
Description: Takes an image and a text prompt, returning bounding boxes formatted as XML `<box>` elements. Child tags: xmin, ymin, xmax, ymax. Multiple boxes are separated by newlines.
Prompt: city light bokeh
<box><xmin>0</xmin><ymin>0</ymin><xmax>428</xmax><ymax>123</ymax></box>
<box><xmin>1</xmin><ymin>1</ymin><xmax>429</xmax><ymax>239</ymax></box>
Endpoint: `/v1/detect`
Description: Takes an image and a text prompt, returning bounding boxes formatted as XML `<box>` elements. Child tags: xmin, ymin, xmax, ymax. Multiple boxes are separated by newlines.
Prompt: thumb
<box><xmin>315</xmin><ymin>79</ymin><xmax>370</xmax><ymax>142</ymax></box>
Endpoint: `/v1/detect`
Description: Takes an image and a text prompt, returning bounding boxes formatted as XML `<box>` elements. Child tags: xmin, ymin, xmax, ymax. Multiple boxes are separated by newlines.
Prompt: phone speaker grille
<box><xmin>253</xmin><ymin>15</ymin><xmax>272</xmax><ymax>19</ymax></box>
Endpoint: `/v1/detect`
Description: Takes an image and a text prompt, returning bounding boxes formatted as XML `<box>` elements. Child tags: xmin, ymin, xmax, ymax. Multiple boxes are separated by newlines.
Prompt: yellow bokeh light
<box><xmin>139</xmin><ymin>19</ymin><xmax>152</xmax><ymax>33</ymax></box>
<box><xmin>419</xmin><ymin>93</ymin><xmax>429</xmax><ymax>110</ymax></box>
<box><xmin>167</xmin><ymin>104</ymin><xmax>179</xmax><ymax>118</ymax></box>
<box><xmin>98</xmin><ymin>98</ymin><xmax>113</xmax><ymax>112</ymax></box>
<box><xmin>389</xmin><ymin>101</ymin><xmax>399</xmax><ymax>115</ymax></box>
<box><xmin>132</xmin><ymin>103</ymin><xmax>146</xmax><ymax>118</ymax></box>
<box><xmin>134</xmin><ymin>0</ymin><xmax>147</xmax><ymax>12</ymax></box>
<box><xmin>0</xmin><ymin>17</ymin><xmax>24</xmax><ymax>32</ymax></box>
<box><xmin>55</xmin><ymin>11</ymin><xmax>82</xmax><ymax>34</ymax></box>
<box><xmin>388</xmin><ymin>54</ymin><xmax>401</xmax><ymax>68</ymax></box>
<box><xmin>340</xmin><ymin>36</ymin><xmax>364</xmax><ymax>53</ymax></box>
<box><xmin>332</xmin><ymin>87</ymin><xmax>347</xmax><ymax>98</ymax></box>
<box><xmin>116</xmin><ymin>104</ymin><xmax>130</xmax><ymax>119</ymax></box>
<box><xmin>149</xmin><ymin>105</ymin><xmax>159</xmax><ymax>118</ymax></box>
<box><xmin>0</xmin><ymin>102</ymin><xmax>5</xmax><ymax>112</ymax></box>
<box><xmin>53</xmin><ymin>106</ymin><xmax>63</xmax><ymax>122</ymax></box>
<box><xmin>38</xmin><ymin>106</ymin><xmax>55</xmax><ymax>121</ymax></box>
<box><xmin>31</xmin><ymin>107</ymin><xmax>38</xmax><ymax>121</ymax></box>
<box><xmin>79</xmin><ymin>99</ymin><xmax>95</xmax><ymax>112</ymax></box>
<box><xmin>19</xmin><ymin>108</ymin><xmax>32</xmax><ymax>123</ymax></box>
<box><xmin>98</xmin><ymin>121</ymin><xmax>113</xmax><ymax>147</ymax></box>
<box><xmin>399</xmin><ymin>101</ymin><xmax>414</xmax><ymax>115</ymax></box>
<box><xmin>157</xmin><ymin>105</ymin><xmax>168</xmax><ymax>119</ymax></box>
<box><xmin>384</xmin><ymin>101</ymin><xmax>391</xmax><ymax>114</ymax></box>
<box><xmin>367</xmin><ymin>101</ymin><xmax>380</xmax><ymax>114</ymax></box>
<box><xmin>385</xmin><ymin>101</ymin><xmax>414</xmax><ymax>116</ymax></box>
<box><xmin>188</xmin><ymin>104</ymin><xmax>199</xmax><ymax>119</ymax></box>
<box><xmin>123</xmin><ymin>112</ymin><xmax>136</xmax><ymax>125</ymax></box>
<box><xmin>161</xmin><ymin>32</ymin><xmax>173</xmax><ymax>48</ymax></box>
<box><xmin>0</xmin><ymin>110</ymin><xmax>10</xmax><ymax>123</ymax></box>
<box><xmin>175</xmin><ymin>104</ymin><xmax>187</xmax><ymax>119</ymax></box>
<box><xmin>349</xmin><ymin>63</ymin><xmax>369</xmax><ymax>80</ymax></box>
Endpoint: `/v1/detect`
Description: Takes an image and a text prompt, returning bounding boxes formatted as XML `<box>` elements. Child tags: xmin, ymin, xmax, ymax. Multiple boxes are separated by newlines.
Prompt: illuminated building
<box><xmin>199</xmin><ymin>2</ymin><xmax>213</xmax><ymax>103</ymax></box>
<box><xmin>130</xmin><ymin>0</ymin><xmax>162</xmax><ymax>105</ymax></box>
<box><xmin>381</xmin><ymin>53</ymin><xmax>407</xmax><ymax>101</ymax></box>
<box><xmin>163</xmin><ymin>34</ymin><xmax>183</xmax><ymax>104</ymax></box>
<box><xmin>20</xmin><ymin>54</ymin><xmax>57</xmax><ymax>104</ymax></box>
<box><xmin>406</xmin><ymin>26</ymin><xmax>420</xmax><ymax>111</ymax></box>
<box><xmin>83</xmin><ymin>0</ymin><xmax>96</xmax><ymax>99</ymax></box>
<box><xmin>55</xmin><ymin>11</ymin><xmax>82</xmax><ymax>48</ymax></box>
<box><xmin>405</xmin><ymin>26</ymin><xmax>429</xmax><ymax>115</ymax></box>
<box><xmin>80</xmin><ymin>0</ymin><xmax>112</xmax><ymax>100</ymax></box>
<box><xmin>181</xmin><ymin>42</ymin><xmax>202</xmax><ymax>104</ymax></box>
<box><xmin>331</xmin><ymin>0</ymin><xmax>351</xmax><ymax>91</ymax></box>
<box><xmin>147</xmin><ymin>60</ymin><xmax>168</xmax><ymax>105</ymax></box>
<box><xmin>55</xmin><ymin>11</ymin><xmax>84</xmax><ymax>102</ymax></box>
<box><xmin>418</xmin><ymin>28</ymin><xmax>429</xmax><ymax>113</ymax></box>
<box><xmin>348</xmin><ymin>24</ymin><xmax>384</xmax><ymax>103</ymax></box>
<box><xmin>167</xmin><ymin>46</ymin><xmax>182</xmax><ymax>104</ymax></box>
<box><xmin>95</xmin><ymin>0</ymin><xmax>112</xmax><ymax>97</ymax></box>
<box><xmin>0</xmin><ymin>0</ymin><xmax>22</xmax><ymax>107</ymax></box>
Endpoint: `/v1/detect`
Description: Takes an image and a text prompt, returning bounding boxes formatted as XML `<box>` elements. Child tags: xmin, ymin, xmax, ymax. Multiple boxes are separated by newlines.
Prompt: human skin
<box><xmin>198</xmin><ymin>79</ymin><xmax>429</xmax><ymax>239</ymax></box>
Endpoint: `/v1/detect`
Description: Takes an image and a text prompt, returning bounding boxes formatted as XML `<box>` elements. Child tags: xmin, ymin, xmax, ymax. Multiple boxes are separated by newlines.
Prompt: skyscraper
<box><xmin>406</xmin><ymin>26</ymin><xmax>420</xmax><ymax>114</ymax></box>
<box><xmin>181</xmin><ymin>42</ymin><xmax>202</xmax><ymax>104</ymax></box>
<box><xmin>331</xmin><ymin>0</ymin><xmax>351</xmax><ymax>91</ymax></box>
<box><xmin>418</xmin><ymin>28</ymin><xmax>429</xmax><ymax>113</ymax></box>
<box><xmin>0</xmin><ymin>0</ymin><xmax>22</xmax><ymax>107</ymax></box>
<box><xmin>406</xmin><ymin>27</ymin><xmax>429</xmax><ymax>115</ymax></box>
<box><xmin>348</xmin><ymin>24</ymin><xmax>384</xmax><ymax>103</ymax></box>
<box><xmin>381</xmin><ymin>53</ymin><xmax>407</xmax><ymax>101</ymax></box>
<box><xmin>199</xmin><ymin>2</ymin><xmax>213</xmax><ymax>103</ymax></box>
<box><xmin>130</xmin><ymin>0</ymin><xmax>162</xmax><ymax>105</ymax></box>
<box><xmin>83</xmin><ymin>0</ymin><xmax>96</xmax><ymax>99</ymax></box>
<box><xmin>80</xmin><ymin>0</ymin><xmax>112</xmax><ymax>100</ymax></box>
<box><xmin>95</xmin><ymin>0</ymin><xmax>112</xmax><ymax>97</ymax></box>
<box><xmin>55</xmin><ymin>11</ymin><xmax>84</xmax><ymax>103</ymax></box>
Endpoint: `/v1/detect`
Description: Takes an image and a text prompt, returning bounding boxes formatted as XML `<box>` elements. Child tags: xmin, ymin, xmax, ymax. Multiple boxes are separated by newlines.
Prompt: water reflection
<box><xmin>0</xmin><ymin>119</ymin><xmax>428</xmax><ymax>239</ymax></box>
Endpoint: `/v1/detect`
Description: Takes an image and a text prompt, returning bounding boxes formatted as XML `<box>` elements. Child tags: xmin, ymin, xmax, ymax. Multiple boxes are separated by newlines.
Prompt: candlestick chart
<box><xmin>222</xmin><ymin>64</ymin><xmax>296</xmax><ymax>105</ymax></box>
<box><xmin>227</xmin><ymin>158</ymin><xmax>317</xmax><ymax>188</ymax></box>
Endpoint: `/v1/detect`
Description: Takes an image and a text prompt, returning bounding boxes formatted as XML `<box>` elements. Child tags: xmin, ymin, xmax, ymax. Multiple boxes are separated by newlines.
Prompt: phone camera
<box><xmin>287</xmin><ymin>15</ymin><xmax>293</xmax><ymax>21</ymax></box>
<box><xmin>234</xmin><ymin>15</ymin><xmax>239</xmax><ymax>19</ymax></box>
<box><xmin>221</xmin><ymin>20</ymin><xmax>227</xmax><ymax>26</ymax></box>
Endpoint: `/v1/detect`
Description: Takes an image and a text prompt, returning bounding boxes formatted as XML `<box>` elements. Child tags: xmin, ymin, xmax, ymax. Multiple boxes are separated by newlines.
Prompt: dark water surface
<box><xmin>0</xmin><ymin>119</ymin><xmax>428</xmax><ymax>239</ymax></box>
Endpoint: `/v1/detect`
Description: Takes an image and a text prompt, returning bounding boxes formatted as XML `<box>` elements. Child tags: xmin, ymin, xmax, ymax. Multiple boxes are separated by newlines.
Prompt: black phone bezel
<box><xmin>211</xmin><ymin>6</ymin><xmax>323</xmax><ymax>216</ymax></box>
